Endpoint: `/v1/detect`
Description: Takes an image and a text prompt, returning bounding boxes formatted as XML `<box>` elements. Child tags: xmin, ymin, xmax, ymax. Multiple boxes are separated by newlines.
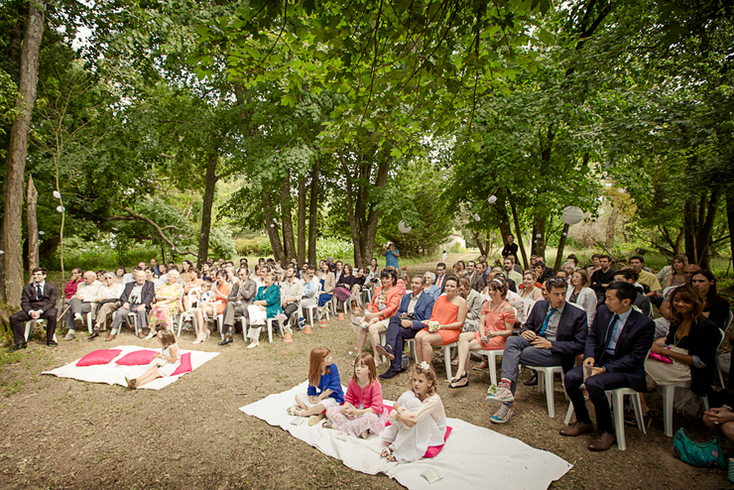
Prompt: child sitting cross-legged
<box><xmin>288</xmin><ymin>347</ymin><xmax>344</xmax><ymax>426</ymax></box>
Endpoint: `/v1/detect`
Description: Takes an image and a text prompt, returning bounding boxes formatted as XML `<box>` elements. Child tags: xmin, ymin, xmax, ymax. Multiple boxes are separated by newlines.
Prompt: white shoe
<box><xmin>247</xmin><ymin>341</ymin><xmax>259</xmax><ymax>349</ymax></box>
<box><xmin>144</xmin><ymin>332</ymin><xmax>156</xmax><ymax>340</ymax></box>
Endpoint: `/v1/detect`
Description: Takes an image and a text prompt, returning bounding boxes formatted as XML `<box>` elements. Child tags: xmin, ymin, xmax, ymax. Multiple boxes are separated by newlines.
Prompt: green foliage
<box><xmin>235</xmin><ymin>236</ymin><xmax>273</xmax><ymax>257</ymax></box>
<box><xmin>316</xmin><ymin>237</ymin><xmax>354</xmax><ymax>262</ymax></box>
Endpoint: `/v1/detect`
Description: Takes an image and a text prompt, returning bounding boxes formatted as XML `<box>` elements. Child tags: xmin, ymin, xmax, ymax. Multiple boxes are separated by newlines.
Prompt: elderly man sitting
<box><xmin>485</xmin><ymin>278</ymin><xmax>588</xmax><ymax>424</ymax></box>
<box><xmin>64</xmin><ymin>271</ymin><xmax>103</xmax><ymax>340</ymax></box>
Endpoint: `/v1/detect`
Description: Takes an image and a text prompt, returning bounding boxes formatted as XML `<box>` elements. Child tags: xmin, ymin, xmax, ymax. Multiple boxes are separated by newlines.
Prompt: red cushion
<box><xmin>170</xmin><ymin>352</ymin><xmax>192</xmax><ymax>376</ymax></box>
<box><xmin>115</xmin><ymin>350</ymin><xmax>157</xmax><ymax>366</ymax></box>
<box><xmin>383</xmin><ymin>404</ymin><xmax>452</xmax><ymax>458</ymax></box>
<box><xmin>76</xmin><ymin>349</ymin><xmax>122</xmax><ymax>367</ymax></box>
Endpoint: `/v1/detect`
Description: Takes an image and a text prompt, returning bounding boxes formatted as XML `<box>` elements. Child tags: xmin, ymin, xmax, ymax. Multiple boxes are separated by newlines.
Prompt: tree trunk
<box><xmin>727</xmin><ymin>187</ymin><xmax>734</xmax><ymax>270</ymax></box>
<box><xmin>470</xmin><ymin>230</ymin><xmax>489</xmax><ymax>257</ymax></box>
<box><xmin>263</xmin><ymin>193</ymin><xmax>285</xmax><ymax>262</ymax></box>
<box><xmin>197</xmin><ymin>152</ymin><xmax>218</xmax><ymax>268</ymax></box>
<box><xmin>683</xmin><ymin>196</ymin><xmax>697</xmax><ymax>264</ymax></box>
<box><xmin>605</xmin><ymin>205</ymin><xmax>619</xmax><ymax>252</ymax></box>
<box><xmin>27</xmin><ymin>175</ymin><xmax>39</xmax><ymax>274</ymax></box>
<box><xmin>696</xmin><ymin>190</ymin><xmax>719</xmax><ymax>269</ymax></box>
<box><xmin>507</xmin><ymin>190</ymin><xmax>529</xmax><ymax>269</ymax></box>
<box><xmin>297</xmin><ymin>176</ymin><xmax>306</xmax><ymax>264</ymax></box>
<box><xmin>2</xmin><ymin>0</ymin><xmax>45</xmax><ymax>307</ymax></box>
<box><xmin>553</xmin><ymin>223</ymin><xmax>570</xmax><ymax>273</ymax></box>
<box><xmin>160</xmin><ymin>245</ymin><xmax>167</xmax><ymax>265</ymax></box>
<box><xmin>532</xmin><ymin>214</ymin><xmax>547</xmax><ymax>259</ymax></box>
<box><xmin>308</xmin><ymin>158</ymin><xmax>320</xmax><ymax>264</ymax></box>
<box><xmin>280</xmin><ymin>171</ymin><xmax>296</xmax><ymax>262</ymax></box>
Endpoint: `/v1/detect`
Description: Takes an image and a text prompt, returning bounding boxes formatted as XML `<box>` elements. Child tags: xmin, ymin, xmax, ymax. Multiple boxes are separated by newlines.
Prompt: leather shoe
<box><xmin>524</xmin><ymin>372</ymin><xmax>538</xmax><ymax>386</ymax></box>
<box><xmin>374</xmin><ymin>344</ymin><xmax>394</xmax><ymax>360</ymax></box>
<box><xmin>12</xmin><ymin>342</ymin><xmax>27</xmax><ymax>351</ymax></box>
<box><xmin>218</xmin><ymin>337</ymin><xmax>233</xmax><ymax>346</ymax></box>
<box><xmin>559</xmin><ymin>421</ymin><xmax>594</xmax><ymax>437</ymax></box>
<box><xmin>379</xmin><ymin>368</ymin><xmax>401</xmax><ymax>380</ymax></box>
<box><xmin>472</xmin><ymin>360</ymin><xmax>489</xmax><ymax>371</ymax></box>
<box><xmin>87</xmin><ymin>332</ymin><xmax>99</xmax><ymax>341</ymax></box>
<box><xmin>588</xmin><ymin>432</ymin><xmax>616</xmax><ymax>451</ymax></box>
<box><xmin>105</xmin><ymin>334</ymin><xmax>117</xmax><ymax>342</ymax></box>
<box><xmin>47</xmin><ymin>341</ymin><xmax>58</xmax><ymax>347</ymax></box>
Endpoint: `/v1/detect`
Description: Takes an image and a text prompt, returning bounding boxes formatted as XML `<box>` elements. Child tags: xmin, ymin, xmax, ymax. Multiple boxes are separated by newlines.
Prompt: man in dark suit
<box><xmin>486</xmin><ymin>278</ymin><xmax>587</xmax><ymax>423</ymax></box>
<box><xmin>10</xmin><ymin>267</ymin><xmax>59</xmax><ymax>349</ymax></box>
<box><xmin>375</xmin><ymin>276</ymin><xmax>435</xmax><ymax>379</ymax></box>
<box><xmin>219</xmin><ymin>267</ymin><xmax>257</xmax><ymax>345</ymax></box>
<box><xmin>471</xmin><ymin>262</ymin><xmax>487</xmax><ymax>292</ymax></box>
<box><xmin>613</xmin><ymin>269</ymin><xmax>652</xmax><ymax>317</ymax></box>
<box><xmin>106</xmin><ymin>270</ymin><xmax>155</xmax><ymax>341</ymax></box>
<box><xmin>434</xmin><ymin>263</ymin><xmax>448</xmax><ymax>294</ymax></box>
<box><xmin>561</xmin><ymin>281</ymin><xmax>654</xmax><ymax>451</ymax></box>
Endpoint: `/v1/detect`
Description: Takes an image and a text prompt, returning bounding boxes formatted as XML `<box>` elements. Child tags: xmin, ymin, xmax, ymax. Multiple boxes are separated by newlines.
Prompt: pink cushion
<box><xmin>170</xmin><ymin>352</ymin><xmax>192</xmax><ymax>376</ymax></box>
<box><xmin>115</xmin><ymin>350</ymin><xmax>157</xmax><ymax>366</ymax></box>
<box><xmin>76</xmin><ymin>349</ymin><xmax>122</xmax><ymax>367</ymax></box>
<box><xmin>383</xmin><ymin>404</ymin><xmax>452</xmax><ymax>458</ymax></box>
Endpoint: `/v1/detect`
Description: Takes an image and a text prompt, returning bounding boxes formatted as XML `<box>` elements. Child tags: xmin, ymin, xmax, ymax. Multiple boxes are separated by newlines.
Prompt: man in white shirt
<box><xmin>64</xmin><ymin>271</ymin><xmax>103</xmax><ymax>340</ymax></box>
<box><xmin>88</xmin><ymin>272</ymin><xmax>125</xmax><ymax>339</ymax></box>
<box><xmin>280</xmin><ymin>265</ymin><xmax>304</xmax><ymax>328</ymax></box>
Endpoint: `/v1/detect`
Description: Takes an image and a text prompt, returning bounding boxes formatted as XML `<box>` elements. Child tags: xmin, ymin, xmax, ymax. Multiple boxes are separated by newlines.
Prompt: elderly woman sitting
<box><xmin>414</xmin><ymin>275</ymin><xmax>468</xmax><ymax>365</ymax></box>
<box><xmin>449</xmin><ymin>277</ymin><xmax>515</xmax><ymax>388</ymax></box>
<box><xmin>355</xmin><ymin>268</ymin><xmax>405</xmax><ymax>366</ymax></box>
<box><xmin>423</xmin><ymin>271</ymin><xmax>441</xmax><ymax>301</ymax></box>
<box><xmin>148</xmin><ymin>269</ymin><xmax>183</xmax><ymax>337</ymax></box>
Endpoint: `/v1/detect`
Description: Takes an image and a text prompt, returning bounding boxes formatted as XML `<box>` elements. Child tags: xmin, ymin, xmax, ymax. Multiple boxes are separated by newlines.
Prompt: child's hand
<box><xmin>398</xmin><ymin>412</ymin><xmax>417</xmax><ymax>428</ymax></box>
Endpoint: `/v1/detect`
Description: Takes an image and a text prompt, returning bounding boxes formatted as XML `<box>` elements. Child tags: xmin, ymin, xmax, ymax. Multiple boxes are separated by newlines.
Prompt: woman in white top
<box><xmin>565</xmin><ymin>269</ymin><xmax>597</xmax><ymax>326</ymax></box>
<box><xmin>518</xmin><ymin>270</ymin><xmax>542</xmax><ymax>301</ymax></box>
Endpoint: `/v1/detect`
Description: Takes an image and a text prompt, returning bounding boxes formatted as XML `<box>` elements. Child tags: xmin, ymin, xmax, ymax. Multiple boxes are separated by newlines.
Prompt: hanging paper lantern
<box><xmin>38</xmin><ymin>231</ymin><xmax>45</xmax><ymax>236</ymax></box>
<box><xmin>398</xmin><ymin>221</ymin><xmax>412</xmax><ymax>233</ymax></box>
<box><xmin>53</xmin><ymin>190</ymin><xmax>61</xmax><ymax>199</ymax></box>
<box><xmin>561</xmin><ymin>206</ymin><xmax>584</xmax><ymax>225</ymax></box>
<box><xmin>487</xmin><ymin>195</ymin><xmax>497</xmax><ymax>204</ymax></box>
<box><xmin>562</xmin><ymin>232</ymin><xmax>567</xmax><ymax>236</ymax></box>
<box><xmin>535</xmin><ymin>234</ymin><xmax>541</xmax><ymax>238</ymax></box>
<box><xmin>0</xmin><ymin>250</ymin><xmax>4</xmax><ymax>254</ymax></box>
<box><xmin>474</xmin><ymin>213</ymin><xmax>481</xmax><ymax>221</ymax></box>
<box><xmin>56</xmin><ymin>206</ymin><xmax>64</xmax><ymax>213</ymax></box>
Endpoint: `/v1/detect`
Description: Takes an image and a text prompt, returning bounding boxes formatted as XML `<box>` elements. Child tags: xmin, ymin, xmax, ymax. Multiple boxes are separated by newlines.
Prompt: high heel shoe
<box><xmin>192</xmin><ymin>334</ymin><xmax>207</xmax><ymax>344</ymax></box>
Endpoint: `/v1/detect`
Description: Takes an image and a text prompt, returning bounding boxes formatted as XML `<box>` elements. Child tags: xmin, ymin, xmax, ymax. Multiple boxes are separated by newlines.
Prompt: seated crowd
<box><xmin>8</xmin><ymin>248</ymin><xmax>733</xmax><ymax>453</ymax></box>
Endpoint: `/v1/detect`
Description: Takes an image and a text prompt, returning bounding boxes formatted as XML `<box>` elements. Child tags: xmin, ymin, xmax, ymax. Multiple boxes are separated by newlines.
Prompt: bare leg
<box><xmin>134</xmin><ymin>366</ymin><xmax>162</xmax><ymax>388</ymax></box>
<box><xmin>368</xmin><ymin>322</ymin><xmax>386</xmax><ymax>364</ymax></box>
<box><xmin>415</xmin><ymin>330</ymin><xmax>430</xmax><ymax>363</ymax></box>
<box><xmin>356</xmin><ymin>327</ymin><xmax>369</xmax><ymax>354</ymax></box>
<box><xmin>639</xmin><ymin>393</ymin><xmax>650</xmax><ymax>415</ymax></box>
<box><xmin>294</xmin><ymin>394</ymin><xmax>326</xmax><ymax>417</ymax></box>
<box><xmin>456</xmin><ymin>333</ymin><xmax>479</xmax><ymax>378</ymax></box>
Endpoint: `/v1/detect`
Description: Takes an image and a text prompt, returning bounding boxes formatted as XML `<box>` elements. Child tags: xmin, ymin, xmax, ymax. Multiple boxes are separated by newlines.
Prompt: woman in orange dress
<box><xmin>193</xmin><ymin>269</ymin><xmax>231</xmax><ymax>343</ymax></box>
<box><xmin>414</xmin><ymin>275</ymin><xmax>468</xmax><ymax>365</ymax></box>
<box><xmin>449</xmin><ymin>277</ymin><xmax>516</xmax><ymax>388</ymax></box>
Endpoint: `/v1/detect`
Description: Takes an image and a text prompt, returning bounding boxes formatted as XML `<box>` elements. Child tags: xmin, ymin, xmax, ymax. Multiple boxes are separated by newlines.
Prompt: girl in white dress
<box><xmin>125</xmin><ymin>328</ymin><xmax>181</xmax><ymax>389</ymax></box>
<box><xmin>380</xmin><ymin>362</ymin><xmax>447</xmax><ymax>462</ymax></box>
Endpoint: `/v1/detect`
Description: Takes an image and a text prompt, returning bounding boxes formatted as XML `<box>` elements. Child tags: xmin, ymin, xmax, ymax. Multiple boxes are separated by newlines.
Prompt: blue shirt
<box><xmin>384</xmin><ymin>248</ymin><xmax>399</xmax><ymax>268</ymax></box>
<box><xmin>606</xmin><ymin>307</ymin><xmax>632</xmax><ymax>355</ymax></box>
<box><xmin>307</xmin><ymin>363</ymin><xmax>344</xmax><ymax>404</ymax></box>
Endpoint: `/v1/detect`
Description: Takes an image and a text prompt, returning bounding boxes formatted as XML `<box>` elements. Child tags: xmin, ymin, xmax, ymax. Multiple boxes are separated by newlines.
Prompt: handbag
<box><xmin>672</xmin><ymin>428</ymin><xmax>725</xmax><ymax>469</ymax></box>
<box><xmin>648</xmin><ymin>351</ymin><xmax>673</xmax><ymax>364</ymax></box>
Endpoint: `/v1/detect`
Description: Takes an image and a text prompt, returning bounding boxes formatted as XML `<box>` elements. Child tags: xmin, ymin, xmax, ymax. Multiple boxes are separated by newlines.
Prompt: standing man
<box><xmin>561</xmin><ymin>282</ymin><xmax>654</xmax><ymax>451</ymax></box>
<box><xmin>384</xmin><ymin>242</ymin><xmax>400</xmax><ymax>269</ymax></box>
<box><xmin>501</xmin><ymin>234</ymin><xmax>519</xmax><ymax>259</ymax></box>
<box><xmin>9</xmin><ymin>267</ymin><xmax>59</xmax><ymax>349</ymax></box>
<box><xmin>590</xmin><ymin>254</ymin><xmax>616</xmax><ymax>304</ymax></box>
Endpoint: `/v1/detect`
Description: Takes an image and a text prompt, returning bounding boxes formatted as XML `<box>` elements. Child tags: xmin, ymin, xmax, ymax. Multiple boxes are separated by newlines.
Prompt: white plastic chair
<box><xmin>84</xmin><ymin>302</ymin><xmax>99</xmax><ymax>334</ymax></box>
<box><xmin>24</xmin><ymin>319</ymin><xmax>58</xmax><ymax>343</ymax></box>
<box><xmin>479</xmin><ymin>349</ymin><xmax>505</xmax><ymax>386</ymax></box>
<box><xmin>715</xmin><ymin>312</ymin><xmax>734</xmax><ymax>387</ymax></box>
<box><xmin>443</xmin><ymin>342</ymin><xmax>458</xmax><ymax>381</ymax></box>
<box><xmin>525</xmin><ymin>365</ymin><xmax>565</xmax><ymax>417</ymax></box>
<box><xmin>378</xmin><ymin>334</ymin><xmax>418</xmax><ymax>365</ymax></box>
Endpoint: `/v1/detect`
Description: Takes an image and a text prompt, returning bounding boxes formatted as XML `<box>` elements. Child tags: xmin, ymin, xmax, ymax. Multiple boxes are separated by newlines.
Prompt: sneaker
<box><xmin>63</xmin><ymin>331</ymin><xmax>76</xmax><ymax>341</ymax></box>
<box><xmin>485</xmin><ymin>382</ymin><xmax>514</xmax><ymax>403</ymax></box>
<box><xmin>490</xmin><ymin>403</ymin><xmax>514</xmax><ymax>424</ymax></box>
<box><xmin>297</xmin><ymin>317</ymin><xmax>306</xmax><ymax>330</ymax></box>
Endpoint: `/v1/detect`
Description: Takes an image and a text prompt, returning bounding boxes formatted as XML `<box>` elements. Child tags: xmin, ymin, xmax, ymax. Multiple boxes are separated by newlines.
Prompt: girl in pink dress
<box><xmin>325</xmin><ymin>352</ymin><xmax>388</xmax><ymax>438</ymax></box>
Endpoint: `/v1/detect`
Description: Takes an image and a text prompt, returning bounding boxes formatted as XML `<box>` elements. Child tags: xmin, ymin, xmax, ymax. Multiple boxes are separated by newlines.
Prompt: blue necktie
<box><xmin>539</xmin><ymin>308</ymin><xmax>556</xmax><ymax>336</ymax></box>
<box><xmin>605</xmin><ymin>314</ymin><xmax>621</xmax><ymax>355</ymax></box>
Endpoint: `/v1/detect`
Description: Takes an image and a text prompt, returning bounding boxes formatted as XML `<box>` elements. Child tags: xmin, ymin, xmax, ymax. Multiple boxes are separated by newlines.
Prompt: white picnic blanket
<box><xmin>42</xmin><ymin>345</ymin><xmax>219</xmax><ymax>390</ymax></box>
<box><xmin>240</xmin><ymin>382</ymin><xmax>572</xmax><ymax>489</ymax></box>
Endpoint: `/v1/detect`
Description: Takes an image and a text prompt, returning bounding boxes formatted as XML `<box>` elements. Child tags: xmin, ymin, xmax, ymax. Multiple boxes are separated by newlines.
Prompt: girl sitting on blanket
<box><xmin>125</xmin><ymin>326</ymin><xmax>180</xmax><ymax>390</ymax></box>
<box><xmin>288</xmin><ymin>347</ymin><xmax>344</xmax><ymax>426</ymax></box>
<box><xmin>380</xmin><ymin>361</ymin><xmax>447</xmax><ymax>462</ymax></box>
<box><xmin>324</xmin><ymin>352</ymin><xmax>388</xmax><ymax>438</ymax></box>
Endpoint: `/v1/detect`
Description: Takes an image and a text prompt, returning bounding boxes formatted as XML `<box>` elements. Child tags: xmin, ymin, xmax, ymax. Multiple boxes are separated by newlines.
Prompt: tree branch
<box><xmin>109</xmin><ymin>208</ymin><xmax>198</xmax><ymax>256</ymax></box>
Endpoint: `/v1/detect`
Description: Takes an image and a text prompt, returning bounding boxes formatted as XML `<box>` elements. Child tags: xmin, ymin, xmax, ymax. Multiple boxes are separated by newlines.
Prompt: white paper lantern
<box><xmin>53</xmin><ymin>190</ymin><xmax>61</xmax><ymax>199</ymax></box>
<box><xmin>56</xmin><ymin>206</ymin><xmax>64</xmax><ymax>213</ymax></box>
<box><xmin>270</xmin><ymin>224</ymin><xmax>275</xmax><ymax>228</ymax></box>
<box><xmin>561</xmin><ymin>206</ymin><xmax>584</xmax><ymax>225</ymax></box>
<box><xmin>474</xmin><ymin>213</ymin><xmax>481</xmax><ymax>221</ymax></box>
<box><xmin>487</xmin><ymin>195</ymin><xmax>497</xmax><ymax>204</ymax></box>
<box><xmin>0</xmin><ymin>250</ymin><xmax>4</xmax><ymax>254</ymax></box>
<box><xmin>38</xmin><ymin>231</ymin><xmax>45</xmax><ymax>236</ymax></box>
<box><xmin>398</xmin><ymin>221</ymin><xmax>412</xmax><ymax>233</ymax></box>
<box><xmin>535</xmin><ymin>234</ymin><xmax>541</xmax><ymax>238</ymax></box>
<box><xmin>272</xmin><ymin>218</ymin><xmax>277</xmax><ymax>223</ymax></box>
<box><xmin>562</xmin><ymin>232</ymin><xmax>567</xmax><ymax>236</ymax></box>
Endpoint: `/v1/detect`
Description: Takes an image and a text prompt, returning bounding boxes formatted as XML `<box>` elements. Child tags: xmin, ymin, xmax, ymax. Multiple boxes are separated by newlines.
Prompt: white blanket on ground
<box><xmin>42</xmin><ymin>345</ymin><xmax>219</xmax><ymax>390</ymax></box>
<box><xmin>240</xmin><ymin>382</ymin><xmax>572</xmax><ymax>490</ymax></box>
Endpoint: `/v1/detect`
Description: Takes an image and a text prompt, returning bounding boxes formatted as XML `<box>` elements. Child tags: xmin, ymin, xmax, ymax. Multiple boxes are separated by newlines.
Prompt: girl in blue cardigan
<box><xmin>245</xmin><ymin>271</ymin><xmax>282</xmax><ymax>349</ymax></box>
<box><xmin>288</xmin><ymin>346</ymin><xmax>344</xmax><ymax>426</ymax></box>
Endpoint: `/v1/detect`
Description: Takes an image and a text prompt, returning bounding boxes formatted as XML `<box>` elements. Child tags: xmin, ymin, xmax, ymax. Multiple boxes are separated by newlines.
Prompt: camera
<box><xmin>370</xmin><ymin>277</ymin><xmax>379</xmax><ymax>283</ymax></box>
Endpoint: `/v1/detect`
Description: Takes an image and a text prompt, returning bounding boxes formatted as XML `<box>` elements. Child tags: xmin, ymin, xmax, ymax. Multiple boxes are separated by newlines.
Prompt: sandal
<box><xmin>287</xmin><ymin>406</ymin><xmax>304</xmax><ymax>417</ymax></box>
<box><xmin>449</xmin><ymin>374</ymin><xmax>468</xmax><ymax>389</ymax></box>
<box><xmin>380</xmin><ymin>445</ymin><xmax>395</xmax><ymax>459</ymax></box>
<box><xmin>322</xmin><ymin>420</ymin><xmax>334</xmax><ymax>429</ymax></box>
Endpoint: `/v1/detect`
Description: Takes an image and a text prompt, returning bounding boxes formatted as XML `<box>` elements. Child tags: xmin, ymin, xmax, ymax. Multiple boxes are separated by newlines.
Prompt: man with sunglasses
<box><xmin>486</xmin><ymin>277</ymin><xmax>587</xmax><ymax>424</ymax></box>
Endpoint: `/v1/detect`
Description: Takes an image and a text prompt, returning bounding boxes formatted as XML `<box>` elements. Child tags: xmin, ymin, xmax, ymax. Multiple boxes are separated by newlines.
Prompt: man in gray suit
<box><xmin>219</xmin><ymin>267</ymin><xmax>257</xmax><ymax>345</ymax></box>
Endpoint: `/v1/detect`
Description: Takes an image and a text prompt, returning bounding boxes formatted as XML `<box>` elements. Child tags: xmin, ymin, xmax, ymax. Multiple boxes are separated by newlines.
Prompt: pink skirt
<box><xmin>326</xmin><ymin>405</ymin><xmax>389</xmax><ymax>437</ymax></box>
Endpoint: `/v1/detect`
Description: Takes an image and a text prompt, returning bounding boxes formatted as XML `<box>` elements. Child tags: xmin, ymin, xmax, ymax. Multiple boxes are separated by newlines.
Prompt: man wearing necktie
<box><xmin>561</xmin><ymin>281</ymin><xmax>654</xmax><ymax>451</ymax></box>
<box><xmin>9</xmin><ymin>267</ymin><xmax>59</xmax><ymax>349</ymax></box>
<box><xmin>486</xmin><ymin>278</ymin><xmax>587</xmax><ymax>424</ymax></box>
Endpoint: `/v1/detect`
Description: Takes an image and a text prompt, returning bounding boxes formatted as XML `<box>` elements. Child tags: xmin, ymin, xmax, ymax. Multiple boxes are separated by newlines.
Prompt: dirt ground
<box><xmin>1</xmin><ymin>257</ymin><xmax>732</xmax><ymax>489</ymax></box>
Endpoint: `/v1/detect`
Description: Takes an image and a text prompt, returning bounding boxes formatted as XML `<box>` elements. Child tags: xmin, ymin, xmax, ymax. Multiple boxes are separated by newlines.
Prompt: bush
<box><xmin>235</xmin><ymin>236</ymin><xmax>273</xmax><ymax>257</ymax></box>
<box><xmin>317</xmin><ymin>237</ymin><xmax>354</xmax><ymax>260</ymax></box>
